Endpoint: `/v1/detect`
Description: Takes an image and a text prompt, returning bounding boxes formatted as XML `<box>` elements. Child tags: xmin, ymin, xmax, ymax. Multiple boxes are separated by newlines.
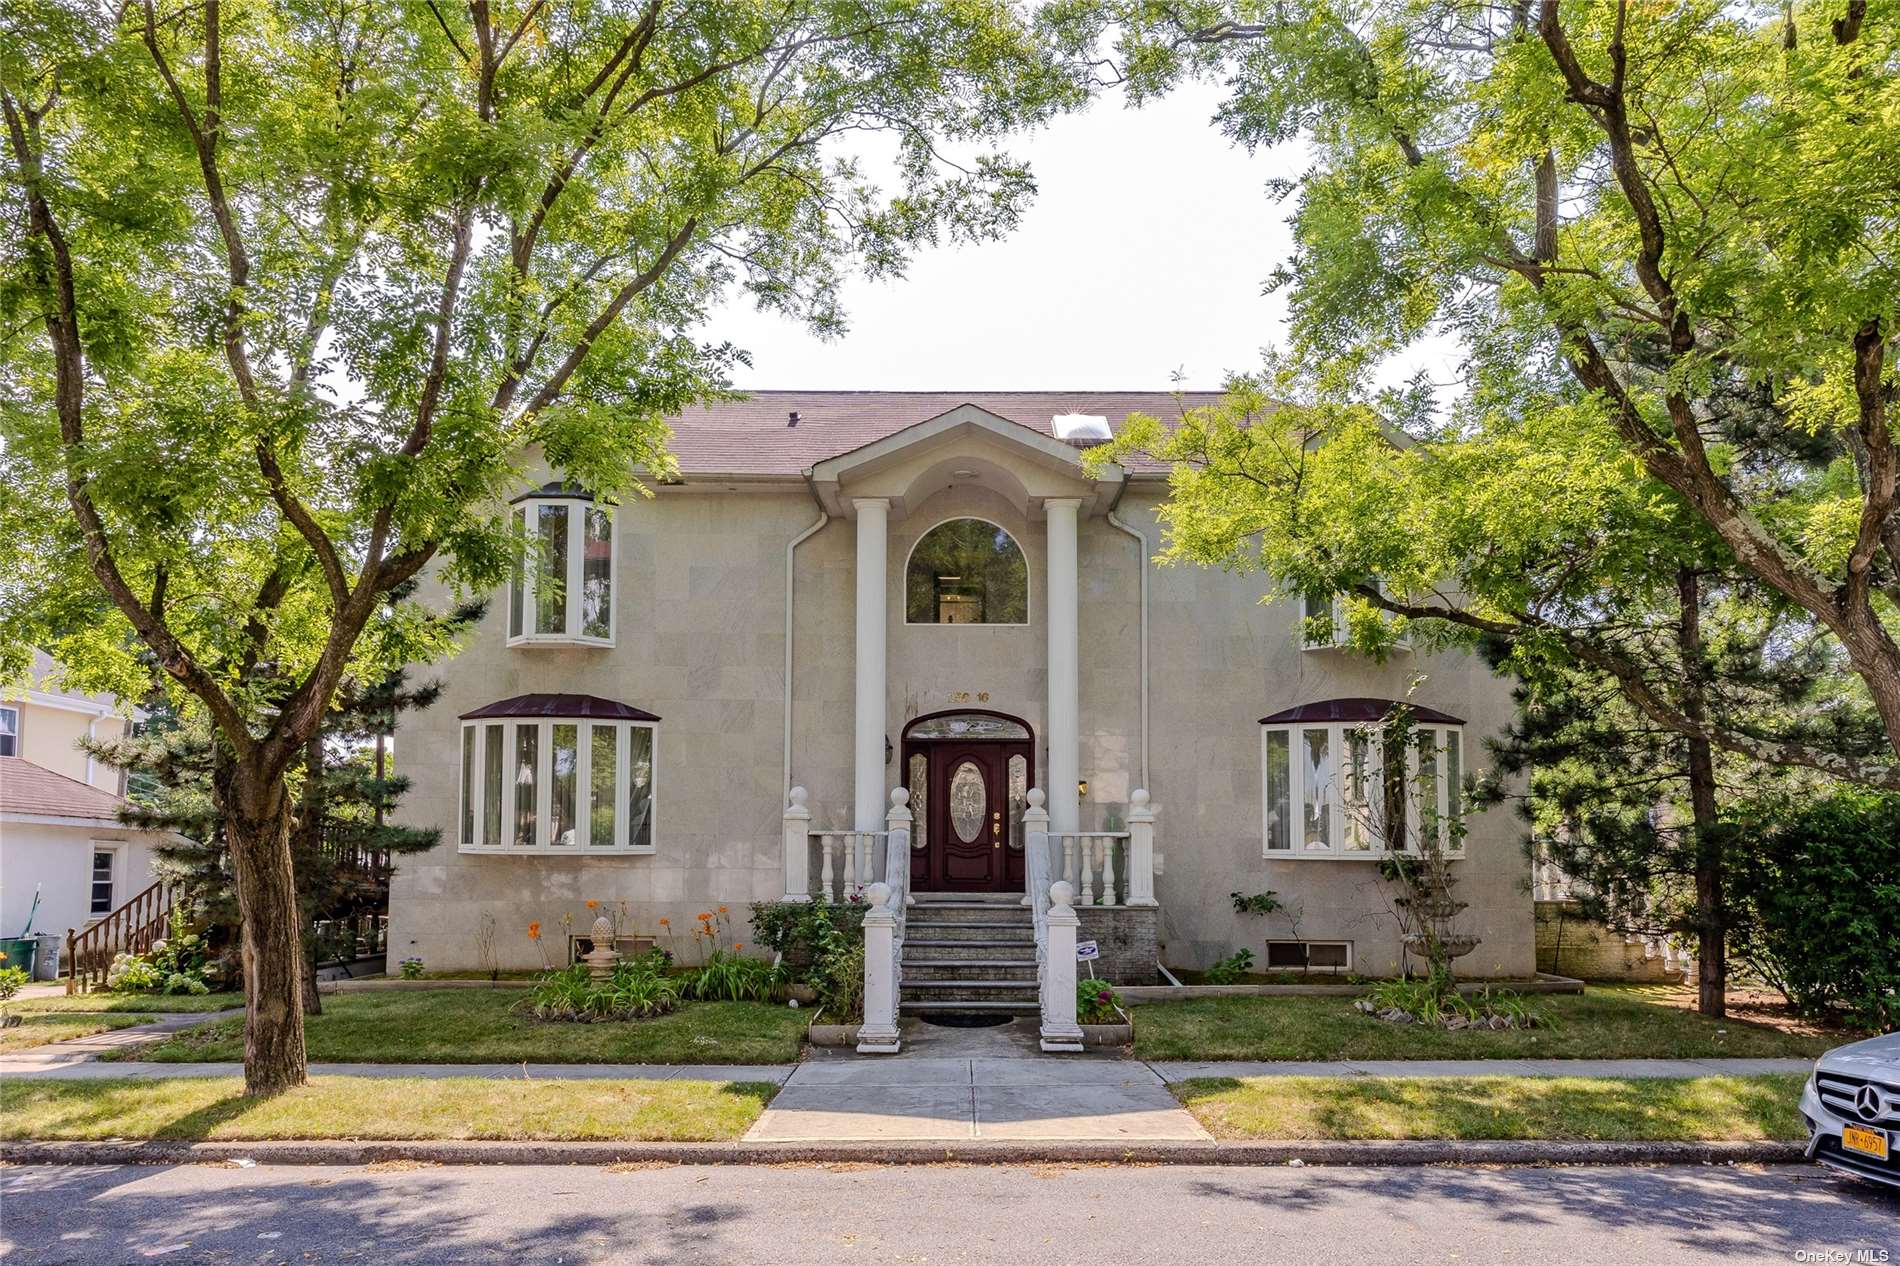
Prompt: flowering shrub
<box><xmin>398</xmin><ymin>957</ymin><xmax>425</xmax><ymax>980</ymax></box>
<box><xmin>105</xmin><ymin>908</ymin><xmax>211</xmax><ymax>995</ymax></box>
<box><xmin>1076</xmin><ymin>979</ymin><xmax>1123</xmax><ymax>1025</ymax></box>
<box><xmin>0</xmin><ymin>964</ymin><xmax>28</xmax><ymax>1011</ymax></box>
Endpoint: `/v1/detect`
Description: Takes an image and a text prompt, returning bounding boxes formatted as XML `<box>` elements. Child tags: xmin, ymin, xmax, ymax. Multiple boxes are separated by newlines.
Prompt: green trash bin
<box><xmin>0</xmin><ymin>936</ymin><xmax>38</xmax><ymax>978</ymax></box>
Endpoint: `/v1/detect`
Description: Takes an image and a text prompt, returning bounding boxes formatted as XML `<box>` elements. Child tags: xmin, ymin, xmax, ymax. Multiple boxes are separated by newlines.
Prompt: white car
<box><xmin>1803</xmin><ymin>1030</ymin><xmax>1900</xmax><ymax>1189</ymax></box>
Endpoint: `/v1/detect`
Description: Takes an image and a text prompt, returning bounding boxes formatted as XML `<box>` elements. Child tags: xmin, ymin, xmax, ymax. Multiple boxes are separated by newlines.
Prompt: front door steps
<box><xmin>902</xmin><ymin>893</ymin><xmax>1038</xmax><ymax>1015</ymax></box>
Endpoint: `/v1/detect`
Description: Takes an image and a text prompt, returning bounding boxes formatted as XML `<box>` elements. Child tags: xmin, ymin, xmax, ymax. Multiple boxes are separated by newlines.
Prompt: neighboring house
<box><xmin>1</xmin><ymin>650</ymin><xmax>131</xmax><ymax>793</ymax></box>
<box><xmin>0</xmin><ymin>762</ymin><xmax>159</xmax><ymax>949</ymax></box>
<box><xmin>388</xmin><ymin>393</ymin><xmax>1533</xmax><ymax>984</ymax></box>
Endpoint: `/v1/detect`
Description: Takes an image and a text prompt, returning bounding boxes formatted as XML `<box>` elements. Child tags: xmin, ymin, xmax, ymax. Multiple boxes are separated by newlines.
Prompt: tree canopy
<box><xmin>1084</xmin><ymin>0</ymin><xmax>1900</xmax><ymax>785</ymax></box>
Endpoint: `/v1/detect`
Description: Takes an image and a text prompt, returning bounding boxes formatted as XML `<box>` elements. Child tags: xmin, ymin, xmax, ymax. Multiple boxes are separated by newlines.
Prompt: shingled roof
<box><xmin>0</xmin><ymin>757</ymin><xmax>130</xmax><ymax>825</ymax></box>
<box><xmin>663</xmin><ymin>390</ymin><xmax>1228</xmax><ymax>477</ymax></box>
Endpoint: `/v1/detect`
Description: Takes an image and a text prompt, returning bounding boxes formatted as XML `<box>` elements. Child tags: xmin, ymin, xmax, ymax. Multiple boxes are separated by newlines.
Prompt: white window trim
<box><xmin>87</xmin><ymin>841</ymin><xmax>123</xmax><ymax>919</ymax></box>
<box><xmin>458</xmin><ymin>718</ymin><xmax>656</xmax><ymax>855</ymax></box>
<box><xmin>508</xmin><ymin>498</ymin><xmax>617</xmax><ymax>647</ymax></box>
<box><xmin>0</xmin><ymin>703</ymin><xmax>18</xmax><ymax>757</ymax></box>
<box><xmin>1262</xmin><ymin>722</ymin><xmax>1464</xmax><ymax>859</ymax></box>
<box><xmin>1264</xmin><ymin>939</ymin><xmax>1355</xmax><ymax>972</ymax></box>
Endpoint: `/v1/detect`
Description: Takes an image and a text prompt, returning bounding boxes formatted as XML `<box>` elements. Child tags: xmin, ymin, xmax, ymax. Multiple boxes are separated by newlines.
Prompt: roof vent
<box><xmin>787</xmin><ymin>410</ymin><xmax>800</xmax><ymax>426</ymax></box>
<box><xmin>1052</xmin><ymin>413</ymin><xmax>1111</xmax><ymax>444</ymax></box>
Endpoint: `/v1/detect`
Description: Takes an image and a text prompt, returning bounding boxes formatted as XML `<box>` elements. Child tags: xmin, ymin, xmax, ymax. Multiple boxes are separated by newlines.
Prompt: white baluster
<box><xmin>858</xmin><ymin>833</ymin><xmax>874</xmax><ymax>894</ymax></box>
<box><xmin>1100</xmin><ymin>837</ymin><xmax>1119</xmax><ymax>907</ymax></box>
<box><xmin>1062</xmin><ymin>835</ymin><xmax>1077</xmax><ymax>891</ymax></box>
<box><xmin>843</xmin><ymin>833</ymin><xmax>859</xmax><ymax>895</ymax></box>
<box><xmin>781</xmin><ymin>787</ymin><xmax>812</xmax><ymax>902</ymax></box>
<box><xmin>1079</xmin><ymin>838</ymin><xmax>1097</xmax><ymax>906</ymax></box>
<box><xmin>820</xmin><ymin>834</ymin><xmax>836</xmax><ymax>901</ymax></box>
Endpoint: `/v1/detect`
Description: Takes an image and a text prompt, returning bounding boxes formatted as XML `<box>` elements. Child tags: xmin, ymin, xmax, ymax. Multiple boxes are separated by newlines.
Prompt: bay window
<box><xmin>508</xmin><ymin>486</ymin><xmax>615</xmax><ymax>646</ymax></box>
<box><xmin>1261</xmin><ymin>699</ymin><xmax>1465</xmax><ymax>858</ymax></box>
<box><xmin>458</xmin><ymin>695</ymin><xmax>659</xmax><ymax>854</ymax></box>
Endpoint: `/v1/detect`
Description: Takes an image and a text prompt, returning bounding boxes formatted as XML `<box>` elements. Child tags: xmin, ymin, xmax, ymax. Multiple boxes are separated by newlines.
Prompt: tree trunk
<box><xmin>298</xmin><ymin>733</ymin><xmax>323</xmax><ymax>1018</ymax></box>
<box><xmin>1678</xmin><ymin>568</ymin><xmax>1727</xmax><ymax>1019</ymax></box>
<box><xmin>221</xmin><ymin>769</ymin><xmax>309</xmax><ymax>1096</ymax></box>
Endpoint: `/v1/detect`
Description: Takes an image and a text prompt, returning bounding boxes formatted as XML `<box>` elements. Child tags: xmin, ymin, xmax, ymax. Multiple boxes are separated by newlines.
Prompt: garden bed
<box><xmin>103</xmin><ymin>989</ymin><xmax>807</xmax><ymax>1065</ymax></box>
<box><xmin>1132</xmin><ymin>986</ymin><xmax>1840</xmax><ymax>1061</ymax></box>
<box><xmin>1126</xmin><ymin>973</ymin><xmax>1583</xmax><ymax>1002</ymax></box>
<box><xmin>0</xmin><ymin>1076</ymin><xmax>776</xmax><ymax>1142</ymax></box>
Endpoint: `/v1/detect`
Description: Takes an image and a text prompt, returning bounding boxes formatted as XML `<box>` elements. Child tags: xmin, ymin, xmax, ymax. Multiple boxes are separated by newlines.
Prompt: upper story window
<box><xmin>1301</xmin><ymin>586</ymin><xmax>1408</xmax><ymax>652</ymax></box>
<box><xmin>1261</xmin><ymin>699</ymin><xmax>1465</xmax><ymax>859</ymax></box>
<box><xmin>0</xmin><ymin>705</ymin><xmax>17</xmax><ymax>756</ymax></box>
<box><xmin>906</xmin><ymin>518</ymin><xmax>1029</xmax><ymax>625</ymax></box>
<box><xmin>508</xmin><ymin>485</ymin><xmax>614</xmax><ymax>647</ymax></box>
<box><xmin>458</xmin><ymin>694</ymin><xmax>658</xmax><ymax>855</ymax></box>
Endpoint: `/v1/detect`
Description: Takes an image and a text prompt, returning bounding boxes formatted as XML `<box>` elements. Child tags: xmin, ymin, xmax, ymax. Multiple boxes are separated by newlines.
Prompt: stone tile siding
<box><xmin>1074</xmin><ymin>905</ymin><xmax>1159</xmax><ymax>986</ymax></box>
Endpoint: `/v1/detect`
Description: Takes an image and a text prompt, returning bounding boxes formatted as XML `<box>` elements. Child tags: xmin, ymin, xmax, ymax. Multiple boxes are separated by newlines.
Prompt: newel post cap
<box><xmin>1049</xmin><ymin>880</ymin><xmax>1075</xmax><ymax>909</ymax></box>
<box><xmin>785</xmin><ymin>786</ymin><xmax>810</xmax><ymax>817</ymax></box>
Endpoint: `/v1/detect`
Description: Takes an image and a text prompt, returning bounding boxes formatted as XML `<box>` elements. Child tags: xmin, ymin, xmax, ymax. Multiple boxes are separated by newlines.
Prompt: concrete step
<box><xmin>902</xmin><ymin>980</ymin><xmax>1041</xmax><ymax>1003</ymax></box>
<box><xmin>910</xmin><ymin>892</ymin><xmax>1023</xmax><ymax>904</ymax></box>
<box><xmin>902</xmin><ymin>960</ymin><xmax>1037</xmax><ymax>982</ymax></box>
<box><xmin>906</xmin><ymin>908</ymin><xmax>1031</xmax><ymax>927</ymax></box>
<box><xmin>904</xmin><ymin>941</ymin><xmax>1037</xmax><ymax>963</ymax></box>
<box><xmin>899</xmin><ymin>997</ymin><xmax>1040</xmax><ymax>1014</ymax></box>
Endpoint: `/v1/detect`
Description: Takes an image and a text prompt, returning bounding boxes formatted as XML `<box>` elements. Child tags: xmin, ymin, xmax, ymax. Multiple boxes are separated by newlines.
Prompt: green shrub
<box><xmin>0</xmin><ymin>965</ymin><xmax>28</xmax><ymax>1004</ymax></box>
<box><xmin>527</xmin><ymin>953</ymin><xmax>683</xmax><ymax>1022</ymax></box>
<box><xmin>1076</xmin><ymin>978</ymin><xmax>1122</xmax><ymax>1024</ymax></box>
<box><xmin>1204</xmin><ymin>948</ymin><xmax>1256</xmax><ymax>985</ymax></box>
<box><xmin>1730</xmin><ymin>789</ymin><xmax>1900</xmax><ymax>1030</ymax></box>
<box><xmin>685</xmin><ymin>950</ymin><xmax>782</xmax><ymax>1002</ymax></box>
<box><xmin>747</xmin><ymin>900</ymin><xmax>867</xmax><ymax>979</ymax></box>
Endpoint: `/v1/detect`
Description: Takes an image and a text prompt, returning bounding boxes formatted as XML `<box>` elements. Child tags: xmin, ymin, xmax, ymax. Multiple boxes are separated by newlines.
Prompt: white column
<box><xmin>781</xmin><ymin>787</ymin><xmax>812</xmax><ymax>902</ymax></box>
<box><xmin>1046</xmin><ymin>497</ymin><xmax>1081</xmax><ymax>834</ymax></box>
<box><xmin>854</xmin><ymin>498</ymin><xmax>891</xmax><ymax>832</ymax></box>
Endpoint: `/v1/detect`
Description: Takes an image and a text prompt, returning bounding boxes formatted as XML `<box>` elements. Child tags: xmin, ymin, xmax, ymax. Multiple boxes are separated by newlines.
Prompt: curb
<box><xmin>0</xmin><ymin>1138</ymin><xmax>1807</xmax><ymax>1168</ymax></box>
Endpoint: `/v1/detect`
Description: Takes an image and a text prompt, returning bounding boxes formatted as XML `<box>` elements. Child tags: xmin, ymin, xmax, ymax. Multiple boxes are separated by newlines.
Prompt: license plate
<box><xmin>1842</xmin><ymin>1124</ymin><xmax>1889</xmax><ymax>1160</ymax></box>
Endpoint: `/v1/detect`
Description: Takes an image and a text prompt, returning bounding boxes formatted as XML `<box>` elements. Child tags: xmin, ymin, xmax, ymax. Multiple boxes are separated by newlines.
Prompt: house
<box><xmin>387</xmin><ymin>393</ymin><xmax>1533</xmax><ymax>990</ymax></box>
<box><xmin>0</xmin><ymin>654</ymin><xmax>156</xmax><ymax>962</ymax></box>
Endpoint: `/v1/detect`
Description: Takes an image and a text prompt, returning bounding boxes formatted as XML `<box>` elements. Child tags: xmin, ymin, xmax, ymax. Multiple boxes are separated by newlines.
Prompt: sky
<box><xmin>703</xmin><ymin>83</ymin><xmax>1310</xmax><ymax>392</ymax></box>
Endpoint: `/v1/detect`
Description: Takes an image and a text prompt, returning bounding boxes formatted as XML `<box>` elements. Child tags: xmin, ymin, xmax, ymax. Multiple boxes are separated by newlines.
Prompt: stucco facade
<box><xmin>388</xmin><ymin>394</ymin><xmax>1533</xmax><ymax>980</ymax></box>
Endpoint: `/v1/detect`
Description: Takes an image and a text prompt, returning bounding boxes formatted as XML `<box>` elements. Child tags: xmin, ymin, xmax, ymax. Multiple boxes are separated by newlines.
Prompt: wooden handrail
<box><xmin>64</xmin><ymin>879</ymin><xmax>173</xmax><ymax>995</ymax></box>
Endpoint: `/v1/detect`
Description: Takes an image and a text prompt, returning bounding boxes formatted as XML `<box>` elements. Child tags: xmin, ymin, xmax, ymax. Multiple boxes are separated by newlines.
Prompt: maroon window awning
<box><xmin>1258</xmin><ymin>697</ymin><xmax>1464</xmax><ymax>726</ymax></box>
<box><xmin>460</xmin><ymin>694</ymin><xmax>660</xmax><ymax>722</ymax></box>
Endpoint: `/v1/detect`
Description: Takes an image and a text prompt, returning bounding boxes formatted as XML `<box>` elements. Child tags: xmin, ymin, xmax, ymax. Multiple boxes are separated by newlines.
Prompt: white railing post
<box><xmin>819</xmin><ymin>834</ymin><xmax>837</xmax><ymax>901</ymax></box>
<box><xmin>781</xmin><ymin>787</ymin><xmax>812</xmax><ymax>902</ymax></box>
<box><xmin>1022</xmin><ymin>789</ymin><xmax>1049</xmax><ymax>907</ymax></box>
<box><xmin>1126</xmin><ymin>789</ymin><xmax>1158</xmax><ymax>908</ymax></box>
<box><xmin>1040</xmin><ymin>880</ymin><xmax>1084</xmax><ymax>1052</ymax></box>
<box><xmin>858</xmin><ymin>881</ymin><xmax>901</xmax><ymax>1053</ymax></box>
<box><xmin>886</xmin><ymin>787</ymin><xmax>914</xmax><ymax>905</ymax></box>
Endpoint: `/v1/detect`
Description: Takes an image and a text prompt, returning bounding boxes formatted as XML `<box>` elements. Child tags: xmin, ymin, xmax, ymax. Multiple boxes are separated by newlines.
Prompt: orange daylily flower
<box><xmin>732</xmin><ymin>943</ymin><xmax>744</xmax><ymax>952</ymax></box>
<box><xmin>527</xmin><ymin>922</ymin><xmax>541</xmax><ymax>940</ymax></box>
<box><xmin>717</xmin><ymin>905</ymin><xmax>729</xmax><ymax>914</ymax></box>
<box><xmin>696</xmin><ymin>911</ymin><xmax>712</xmax><ymax>921</ymax></box>
<box><xmin>585</xmin><ymin>899</ymin><xmax>599</xmax><ymax>909</ymax></box>
<box><xmin>658</xmin><ymin>917</ymin><xmax>670</xmax><ymax>927</ymax></box>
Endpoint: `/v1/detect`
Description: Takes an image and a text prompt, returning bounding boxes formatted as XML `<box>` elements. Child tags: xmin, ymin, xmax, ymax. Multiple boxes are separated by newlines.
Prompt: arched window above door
<box><xmin>905</xmin><ymin>518</ymin><xmax>1029</xmax><ymax>624</ymax></box>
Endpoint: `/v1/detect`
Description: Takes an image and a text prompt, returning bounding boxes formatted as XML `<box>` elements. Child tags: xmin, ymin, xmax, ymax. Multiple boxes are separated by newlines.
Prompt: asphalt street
<box><xmin>1</xmin><ymin>1161</ymin><xmax>1894</xmax><ymax>1265</ymax></box>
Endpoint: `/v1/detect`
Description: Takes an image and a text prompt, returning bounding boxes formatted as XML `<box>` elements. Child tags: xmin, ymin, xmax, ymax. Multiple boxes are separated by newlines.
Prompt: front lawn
<box><xmin>0</xmin><ymin>1076</ymin><xmax>773</xmax><ymax>1142</ymax></box>
<box><xmin>1173</xmin><ymin>1073</ymin><xmax>1807</xmax><ymax>1141</ymax></box>
<box><xmin>0</xmin><ymin>1013</ymin><xmax>157</xmax><ymax>1054</ymax></box>
<box><xmin>1134</xmin><ymin>986</ymin><xmax>1836</xmax><ymax>1061</ymax></box>
<box><xmin>12</xmin><ymin>993</ymin><xmax>240</xmax><ymax>1015</ymax></box>
<box><xmin>106</xmin><ymin>989</ymin><xmax>807</xmax><ymax>1064</ymax></box>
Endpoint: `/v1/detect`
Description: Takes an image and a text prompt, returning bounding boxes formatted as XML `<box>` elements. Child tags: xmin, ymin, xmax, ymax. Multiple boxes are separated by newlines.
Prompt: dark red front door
<box><xmin>908</xmin><ymin>740</ymin><xmax>1030</xmax><ymax>892</ymax></box>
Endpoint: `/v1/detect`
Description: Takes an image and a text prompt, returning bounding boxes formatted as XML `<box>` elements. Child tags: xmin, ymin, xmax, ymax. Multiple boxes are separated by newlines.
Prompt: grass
<box><xmin>11</xmin><ymin>992</ymin><xmax>241</xmax><ymax>1015</ymax></box>
<box><xmin>106</xmin><ymin>989</ymin><xmax>808</xmax><ymax>1065</ymax></box>
<box><xmin>0</xmin><ymin>1013</ymin><xmax>157</xmax><ymax>1054</ymax></box>
<box><xmin>1173</xmin><ymin>1073</ymin><xmax>1808</xmax><ymax>1141</ymax></box>
<box><xmin>1133</xmin><ymin>985</ymin><xmax>1836</xmax><ymax>1061</ymax></box>
<box><xmin>0</xmin><ymin>1076</ymin><xmax>774</xmax><ymax>1142</ymax></box>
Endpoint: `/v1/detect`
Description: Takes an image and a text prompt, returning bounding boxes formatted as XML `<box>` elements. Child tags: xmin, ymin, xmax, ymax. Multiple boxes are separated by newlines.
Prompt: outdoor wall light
<box><xmin>1077</xmin><ymin>779</ymin><xmax>1089</xmax><ymax>799</ymax></box>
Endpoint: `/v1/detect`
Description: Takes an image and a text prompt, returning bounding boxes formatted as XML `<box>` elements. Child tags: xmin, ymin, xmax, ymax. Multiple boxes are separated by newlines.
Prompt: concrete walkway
<box><xmin>746</xmin><ymin>1057</ymin><xmax>1212</xmax><ymax>1142</ymax></box>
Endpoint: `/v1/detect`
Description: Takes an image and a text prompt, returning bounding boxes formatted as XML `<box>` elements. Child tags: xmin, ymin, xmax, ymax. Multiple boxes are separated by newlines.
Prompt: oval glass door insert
<box><xmin>949</xmin><ymin>760</ymin><xmax>987</xmax><ymax>844</ymax></box>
